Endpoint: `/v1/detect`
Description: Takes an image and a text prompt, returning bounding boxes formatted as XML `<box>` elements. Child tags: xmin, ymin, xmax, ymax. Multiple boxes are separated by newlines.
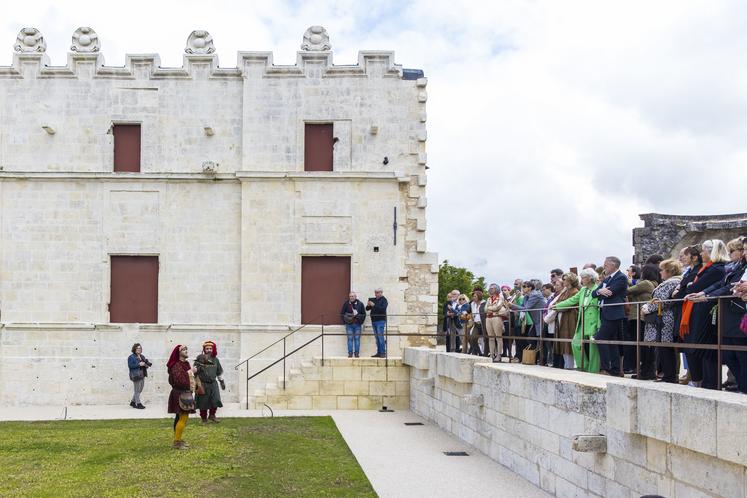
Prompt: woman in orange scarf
<box><xmin>677</xmin><ymin>240</ymin><xmax>729</xmax><ymax>388</ymax></box>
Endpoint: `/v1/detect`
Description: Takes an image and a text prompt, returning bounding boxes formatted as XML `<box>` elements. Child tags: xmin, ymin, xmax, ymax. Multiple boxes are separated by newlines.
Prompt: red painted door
<box><xmin>113</xmin><ymin>124</ymin><xmax>141</xmax><ymax>172</ymax></box>
<box><xmin>110</xmin><ymin>256</ymin><xmax>158</xmax><ymax>323</ymax></box>
<box><xmin>301</xmin><ymin>256</ymin><xmax>350</xmax><ymax>324</ymax></box>
<box><xmin>304</xmin><ymin>123</ymin><xmax>334</xmax><ymax>171</ymax></box>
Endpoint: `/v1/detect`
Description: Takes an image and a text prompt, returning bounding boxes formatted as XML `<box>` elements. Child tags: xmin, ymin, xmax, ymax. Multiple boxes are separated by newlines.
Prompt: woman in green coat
<box><xmin>553</xmin><ymin>268</ymin><xmax>601</xmax><ymax>373</ymax></box>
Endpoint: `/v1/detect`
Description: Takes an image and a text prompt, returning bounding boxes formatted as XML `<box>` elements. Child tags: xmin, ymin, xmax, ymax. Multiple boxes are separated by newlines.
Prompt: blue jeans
<box><xmin>346</xmin><ymin>323</ymin><xmax>362</xmax><ymax>354</ymax></box>
<box><xmin>372</xmin><ymin>320</ymin><xmax>387</xmax><ymax>355</ymax></box>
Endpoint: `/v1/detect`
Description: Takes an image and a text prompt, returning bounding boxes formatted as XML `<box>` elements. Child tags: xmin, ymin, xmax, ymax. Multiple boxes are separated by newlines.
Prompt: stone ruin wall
<box><xmin>633</xmin><ymin>213</ymin><xmax>747</xmax><ymax>264</ymax></box>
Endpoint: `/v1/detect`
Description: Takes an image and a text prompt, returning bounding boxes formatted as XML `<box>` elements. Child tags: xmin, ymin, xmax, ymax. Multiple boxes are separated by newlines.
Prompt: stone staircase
<box><xmin>247</xmin><ymin>357</ymin><xmax>410</xmax><ymax>410</ymax></box>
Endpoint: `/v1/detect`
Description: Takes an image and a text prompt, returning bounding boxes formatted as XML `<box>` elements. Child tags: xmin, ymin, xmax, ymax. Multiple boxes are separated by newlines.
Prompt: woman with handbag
<box><xmin>127</xmin><ymin>343</ymin><xmax>152</xmax><ymax>409</ymax></box>
<box><xmin>167</xmin><ymin>344</ymin><xmax>197</xmax><ymax>450</ymax></box>
<box><xmin>641</xmin><ymin>259</ymin><xmax>683</xmax><ymax>382</ymax></box>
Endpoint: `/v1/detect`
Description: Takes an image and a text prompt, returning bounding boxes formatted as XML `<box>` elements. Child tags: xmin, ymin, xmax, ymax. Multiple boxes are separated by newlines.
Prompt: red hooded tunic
<box><xmin>167</xmin><ymin>345</ymin><xmax>195</xmax><ymax>414</ymax></box>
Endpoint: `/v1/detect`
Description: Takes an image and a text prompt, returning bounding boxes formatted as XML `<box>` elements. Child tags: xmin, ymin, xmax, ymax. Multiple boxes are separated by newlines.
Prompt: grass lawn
<box><xmin>1</xmin><ymin>416</ymin><xmax>376</xmax><ymax>497</ymax></box>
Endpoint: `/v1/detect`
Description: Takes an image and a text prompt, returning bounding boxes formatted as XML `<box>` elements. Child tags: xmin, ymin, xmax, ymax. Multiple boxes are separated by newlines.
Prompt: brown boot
<box><xmin>208</xmin><ymin>416</ymin><xmax>220</xmax><ymax>423</ymax></box>
<box><xmin>172</xmin><ymin>441</ymin><xmax>188</xmax><ymax>450</ymax></box>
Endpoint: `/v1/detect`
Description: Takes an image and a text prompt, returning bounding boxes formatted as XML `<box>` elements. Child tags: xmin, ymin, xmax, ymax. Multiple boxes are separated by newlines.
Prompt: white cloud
<box><xmin>2</xmin><ymin>0</ymin><xmax>745</xmax><ymax>284</ymax></box>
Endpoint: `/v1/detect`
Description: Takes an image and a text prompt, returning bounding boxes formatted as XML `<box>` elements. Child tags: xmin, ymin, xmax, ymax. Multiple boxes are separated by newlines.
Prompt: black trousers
<box><xmin>686</xmin><ymin>350</ymin><xmax>719</xmax><ymax>388</ymax></box>
<box><xmin>656</xmin><ymin>345</ymin><xmax>677</xmax><ymax>383</ymax></box>
<box><xmin>596</xmin><ymin>319</ymin><xmax>624</xmax><ymax>374</ymax></box>
<box><xmin>623</xmin><ymin>319</ymin><xmax>640</xmax><ymax>372</ymax></box>
<box><xmin>724</xmin><ymin>336</ymin><xmax>747</xmax><ymax>393</ymax></box>
<box><xmin>639</xmin><ymin>345</ymin><xmax>656</xmax><ymax>380</ymax></box>
<box><xmin>445</xmin><ymin>318</ymin><xmax>461</xmax><ymax>353</ymax></box>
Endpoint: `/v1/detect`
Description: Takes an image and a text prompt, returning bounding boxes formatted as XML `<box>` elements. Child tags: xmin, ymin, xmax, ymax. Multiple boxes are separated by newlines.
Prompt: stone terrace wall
<box><xmin>404</xmin><ymin>347</ymin><xmax>747</xmax><ymax>498</ymax></box>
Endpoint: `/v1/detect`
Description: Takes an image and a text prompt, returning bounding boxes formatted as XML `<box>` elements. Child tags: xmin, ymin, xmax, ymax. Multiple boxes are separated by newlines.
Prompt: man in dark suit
<box><xmin>592</xmin><ymin>256</ymin><xmax>628</xmax><ymax>376</ymax></box>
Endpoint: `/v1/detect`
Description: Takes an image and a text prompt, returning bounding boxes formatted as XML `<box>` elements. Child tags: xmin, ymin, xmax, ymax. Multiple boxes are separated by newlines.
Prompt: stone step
<box><xmin>312</xmin><ymin>356</ymin><xmax>404</xmax><ymax>367</ymax></box>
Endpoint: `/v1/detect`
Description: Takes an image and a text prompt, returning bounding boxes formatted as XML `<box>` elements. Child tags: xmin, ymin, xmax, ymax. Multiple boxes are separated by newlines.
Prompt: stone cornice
<box><xmin>0</xmin><ymin>171</ymin><xmax>239</xmax><ymax>182</ymax></box>
<box><xmin>0</xmin><ymin>50</ymin><xmax>404</xmax><ymax>81</ymax></box>
<box><xmin>234</xmin><ymin>171</ymin><xmax>410</xmax><ymax>183</ymax></box>
<box><xmin>0</xmin><ymin>171</ymin><xmax>411</xmax><ymax>183</ymax></box>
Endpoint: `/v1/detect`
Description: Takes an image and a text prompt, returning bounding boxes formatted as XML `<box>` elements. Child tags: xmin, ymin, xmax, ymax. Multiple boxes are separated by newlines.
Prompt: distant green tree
<box><xmin>437</xmin><ymin>260</ymin><xmax>486</xmax><ymax>328</ymax></box>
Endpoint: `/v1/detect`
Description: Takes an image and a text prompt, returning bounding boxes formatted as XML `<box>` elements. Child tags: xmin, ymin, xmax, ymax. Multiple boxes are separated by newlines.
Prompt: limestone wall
<box><xmin>0</xmin><ymin>26</ymin><xmax>438</xmax><ymax>405</ymax></box>
<box><xmin>247</xmin><ymin>357</ymin><xmax>410</xmax><ymax>411</ymax></box>
<box><xmin>405</xmin><ymin>347</ymin><xmax>747</xmax><ymax>498</ymax></box>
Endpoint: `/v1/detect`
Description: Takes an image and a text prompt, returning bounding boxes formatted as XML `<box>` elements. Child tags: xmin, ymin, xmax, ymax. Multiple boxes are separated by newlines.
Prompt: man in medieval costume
<box><xmin>194</xmin><ymin>340</ymin><xmax>224</xmax><ymax>423</ymax></box>
<box><xmin>167</xmin><ymin>344</ymin><xmax>196</xmax><ymax>449</ymax></box>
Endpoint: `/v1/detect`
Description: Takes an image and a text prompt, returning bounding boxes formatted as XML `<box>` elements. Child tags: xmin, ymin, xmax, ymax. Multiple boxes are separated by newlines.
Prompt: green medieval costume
<box><xmin>194</xmin><ymin>341</ymin><xmax>224</xmax><ymax>422</ymax></box>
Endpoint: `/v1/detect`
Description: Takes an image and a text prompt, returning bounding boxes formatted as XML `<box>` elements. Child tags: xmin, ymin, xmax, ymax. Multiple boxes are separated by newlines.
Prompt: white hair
<box><xmin>702</xmin><ymin>239</ymin><xmax>730</xmax><ymax>264</ymax></box>
<box><xmin>579</xmin><ymin>268</ymin><xmax>598</xmax><ymax>282</ymax></box>
<box><xmin>374</xmin><ymin>287</ymin><xmax>383</xmax><ymax>292</ymax></box>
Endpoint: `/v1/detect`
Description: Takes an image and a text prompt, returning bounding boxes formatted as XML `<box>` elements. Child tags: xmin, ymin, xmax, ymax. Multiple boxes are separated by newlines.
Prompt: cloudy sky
<box><xmin>3</xmin><ymin>1</ymin><xmax>746</xmax><ymax>284</ymax></box>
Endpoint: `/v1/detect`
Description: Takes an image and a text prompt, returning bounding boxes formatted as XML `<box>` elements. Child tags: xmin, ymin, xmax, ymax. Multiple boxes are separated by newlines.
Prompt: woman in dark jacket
<box><xmin>688</xmin><ymin>237</ymin><xmax>747</xmax><ymax>392</ymax></box>
<box><xmin>127</xmin><ymin>343</ymin><xmax>152</xmax><ymax>409</ymax></box>
<box><xmin>680</xmin><ymin>240</ymin><xmax>729</xmax><ymax>388</ymax></box>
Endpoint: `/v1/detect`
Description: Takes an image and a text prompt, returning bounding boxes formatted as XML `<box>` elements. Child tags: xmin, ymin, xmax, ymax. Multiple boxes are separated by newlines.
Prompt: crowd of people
<box><xmin>442</xmin><ymin>237</ymin><xmax>747</xmax><ymax>394</ymax></box>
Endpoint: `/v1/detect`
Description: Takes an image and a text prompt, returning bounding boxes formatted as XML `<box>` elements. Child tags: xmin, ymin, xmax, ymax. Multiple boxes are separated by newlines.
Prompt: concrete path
<box><xmin>0</xmin><ymin>405</ymin><xmax>548</xmax><ymax>498</ymax></box>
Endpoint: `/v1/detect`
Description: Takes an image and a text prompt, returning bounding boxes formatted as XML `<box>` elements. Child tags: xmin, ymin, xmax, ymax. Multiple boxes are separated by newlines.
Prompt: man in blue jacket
<box><xmin>341</xmin><ymin>292</ymin><xmax>366</xmax><ymax>358</ymax></box>
<box><xmin>592</xmin><ymin>256</ymin><xmax>628</xmax><ymax>376</ymax></box>
<box><xmin>366</xmin><ymin>288</ymin><xmax>389</xmax><ymax>358</ymax></box>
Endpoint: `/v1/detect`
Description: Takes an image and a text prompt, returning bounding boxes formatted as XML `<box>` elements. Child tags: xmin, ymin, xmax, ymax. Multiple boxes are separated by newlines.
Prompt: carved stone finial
<box><xmin>14</xmin><ymin>27</ymin><xmax>46</xmax><ymax>53</ymax></box>
<box><xmin>71</xmin><ymin>27</ymin><xmax>100</xmax><ymax>52</ymax></box>
<box><xmin>185</xmin><ymin>30</ymin><xmax>215</xmax><ymax>54</ymax></box>
<box><xmin>301</xmin><ymin>26</ymin><xmax>331</xmax><ymax>51</ymax></box>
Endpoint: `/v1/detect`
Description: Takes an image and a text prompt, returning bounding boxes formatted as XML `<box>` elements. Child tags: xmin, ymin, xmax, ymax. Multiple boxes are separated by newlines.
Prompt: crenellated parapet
<box><xmin>0</xmin><ymin>26</ymin><xmax>404</xmax><ymax>81</ymax></box>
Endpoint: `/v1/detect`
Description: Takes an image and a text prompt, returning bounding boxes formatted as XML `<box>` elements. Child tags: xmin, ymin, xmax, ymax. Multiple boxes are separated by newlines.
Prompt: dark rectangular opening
<box><xmin>404</xmin><ymin>422</ymin><xmax>424</xmax><ymax>426</ymax></box>
<box><xmin>110</xmin><ymin>256</ymin><xmax>158</xmax><ymax>323</ymax></box>
<box><xmin>443</xmin><ymin>451</ymin><xmax>469</xmax><ymax>456</ymax></box>
<box><xmin>301</xmin><ymin>256</ymin><xmax>350</xmax><ymax>325</ymax></box>
<box><xmin>304</xmin><ymin>123</ymin><xmax>333</xmax><ymax>171</ymax></box>
<box><xmin>113</xmin><ymin>124</ymin><xmax>141</xmax><ymax>172</ymax></box>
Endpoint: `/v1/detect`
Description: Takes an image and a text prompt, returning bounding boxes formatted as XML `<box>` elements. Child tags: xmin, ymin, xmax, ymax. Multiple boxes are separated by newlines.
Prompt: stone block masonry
<box><xmin>405</xmin><ymin>347</ymin><xmax>747</xmax><ymax>498</ymax></box>
<box><xmin>247</xmin><ymin>357</ymin><xmax>409</xmax><ymax>411</ymax></box>
<box><xmin>0</xmin><ymin>25</ymin><xmax>438</xmax><ymax>405</ymax></box>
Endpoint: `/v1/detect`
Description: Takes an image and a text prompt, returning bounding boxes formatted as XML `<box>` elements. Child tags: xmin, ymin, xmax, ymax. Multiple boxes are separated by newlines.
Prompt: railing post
<box><xmin>386</xmin><ymin>319</ymin><xmax>390</xmax><ymax>369</ymax></box>
<box><xmin>538</xmin><ymin>307</ymin><xmax>544</xmax><ymax>365</ymax></box>
<box><xmin>580</xmin><ymin>303</ymin><xmax>585</xmax><ymax>371</ymax></box>
<box><xmin>717</xmin><ymin>299</ymin><xmax>722</xmax><ymax>390</ymax></box>
<box><xmin>635</xmin><ymin>302</ymin><xmax>641</xmax><ymax>380</ymax></box>
<box><xmin>246</xmin><ymin>366</ymin><xmax>249</xmax><ymax>410</ymax></box>
<box><xmin>321</xmin><ymin>314</ymin><xmax>325</xmax><ymax>367</ymax></box>
<box><xmin>283</xmin><ymin>337</ymin><xmax>286</xmax><ymax>390</ymax></box>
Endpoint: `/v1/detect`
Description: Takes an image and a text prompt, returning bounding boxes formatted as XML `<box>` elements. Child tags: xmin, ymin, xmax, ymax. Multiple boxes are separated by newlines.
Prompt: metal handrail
<box><xmin>234</xmin><ymin>314</ymin><xmax>324</xmax><ymax>370</ymax></box>
<box><xmin>245</xmin><ymin>333</ymin><xmax>324</xmax><ymax>384</ymax></box>
<box><xmin>237</xmin><ymin>293</ymin><xmax>745</xmax><ymax>409</ymax></box>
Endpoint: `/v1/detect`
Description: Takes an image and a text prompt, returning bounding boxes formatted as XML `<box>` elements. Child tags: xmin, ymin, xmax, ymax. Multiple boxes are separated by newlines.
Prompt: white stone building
<box><xmin>0</xmin><ymin>26</ymin><xmax>438</xmax><ymax>406</ymax></box>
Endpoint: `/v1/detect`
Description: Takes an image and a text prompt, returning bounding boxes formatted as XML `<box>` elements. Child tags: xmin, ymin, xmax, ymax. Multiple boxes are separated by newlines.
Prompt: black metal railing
<box><xmin>234</xmin><ymin>296</ymin><xmax>746</xmax><ymax>408</ymax></box>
